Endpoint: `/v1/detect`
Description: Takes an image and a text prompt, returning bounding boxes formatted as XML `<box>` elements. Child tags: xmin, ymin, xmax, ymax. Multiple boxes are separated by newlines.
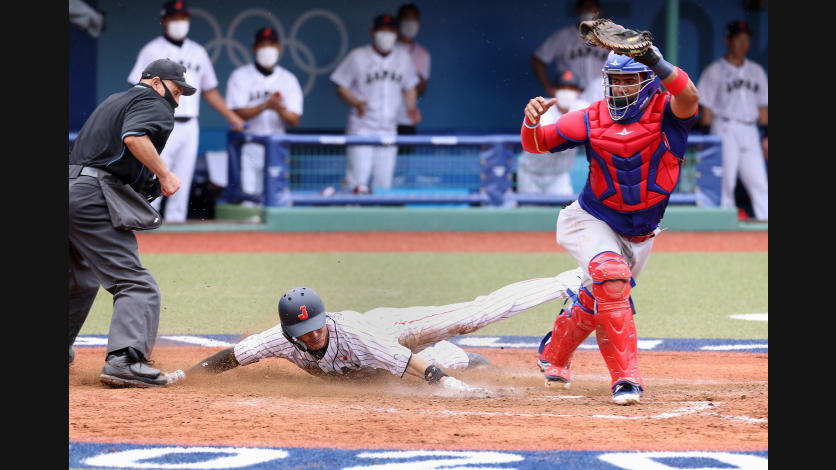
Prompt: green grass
<box><xmin>79</xmin><ymin>252</ymin><xmax>768</xmax><ymax>339</ymax></box>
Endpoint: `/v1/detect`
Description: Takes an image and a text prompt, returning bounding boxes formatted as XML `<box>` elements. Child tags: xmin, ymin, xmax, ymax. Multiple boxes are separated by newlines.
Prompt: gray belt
<box><xmin>80</xmin><ymin>166</ymin><xmax>109</xmax><ymax>178</ymax></box>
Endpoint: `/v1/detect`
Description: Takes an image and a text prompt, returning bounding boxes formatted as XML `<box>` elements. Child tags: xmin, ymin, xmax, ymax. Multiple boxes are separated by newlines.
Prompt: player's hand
<box><xmin>164</xmin><ymin>369</ymin><xmax>186</xmax><ymax>385</ymax></box>
<box><xmin>407</xmin><ymin>106</ymin><xmax>421</xmax><ymax>125</ymax></box>
<box><xmin>524</xmin><ymin>96</ymin><xmax>557</xmax><ymax>124</ymax></box>
<box><xmin>228</xmin><ymin>113</ymin><xmax>246</xmax><ymax>131</ymax></box>
<box><xmin>159</xmin><ymin>170</ymin><xmax>181</xmax><ymax>197</ymax></box>
<box><xmin>355</xmin><ymin>101</ymin><xmax>367</xmax><ymax>117</ymax></box>
<box><xmin>440</xmin><ymin>376</ymin><xmax>492</xmax><ymax>397</ymax></box>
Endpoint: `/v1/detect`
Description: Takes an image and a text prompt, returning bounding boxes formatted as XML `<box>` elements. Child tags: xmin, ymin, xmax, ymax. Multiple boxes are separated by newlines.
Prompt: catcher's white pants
<box><xmin>363</xmin><ymin>271</ymin><xmax>581</xmax><ymax>369</ymax></box>
<box><xmin>151</xmin><ymin>119</ymin><xmax>199</xmax><ymax>222</ymax></box>
<box><xmin>556</xmin><ymin>201</ymin><xmax>656</xmax><ymax>290</ymax></box>
<box><xmin>240</xmin><ymin>142</ymin><xmax>265</xmax><ymax>197</ymax></box>
<box><xmin>345</xmin><ymin>144</ymin><xmax>398</xmax><ymax>190</ymax></box>
<box><xmin>712</xmin><ymin>120</ymin><xmax>768</xmax><ymax>221</ymax></box>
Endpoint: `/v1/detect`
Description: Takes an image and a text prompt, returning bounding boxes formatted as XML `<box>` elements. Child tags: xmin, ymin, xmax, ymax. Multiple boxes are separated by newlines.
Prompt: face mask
<box><xmin>166</xmin><ymin>20</ymin><xmax>189</xmax><ymax>41</ymax></box>
<box><xmin>578</xmin><ymin>12</ymin><xmax>597</xmax><ymax>22</ymax></box>
<box><xmin>374</xmin><ymin>31</ymin><xmax>397</xmax><ymax>53</ymax></box>
<box><xmin>399</xmin><ymin>19</ymin><xmax>420</xmax><ymax>39</ymax></box>
<box><xmin>256</xmin><ymin>47</ymin><xmax>280</xmax><ymax>69</ymax></box>
<box><xmin>160</xmin><ymin>80</ymin><xmax>179</xmax><ymax>109</ymax></box>
<box><xmin>555</xmin><ymin>89</ymin><xmax>580</xmax><ymax>110</ymax></box>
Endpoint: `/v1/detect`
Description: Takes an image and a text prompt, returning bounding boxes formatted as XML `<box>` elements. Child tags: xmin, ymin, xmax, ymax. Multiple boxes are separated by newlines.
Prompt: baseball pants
<box><xmin>363</xmin><ymin>271</ymin><xmax>581</xmax><ymax>368</ymax></box>
<box><xmin>556</xmin><ymin>201</ymin><xmax>656</xmax><ymax>291</ymax></box>
<box><xmin>712</xmin><ymin>120</ymin><xmax>768</xmax><ymax>221</ymax></box>
<box><xmin>152</xmin><ymin>118</ymin><xmax>199</xmax><ymax>222</ymax></box>
<box><xmin>345</xmin><ymin>144</ymin><xmax>398</xmax><ymax>190</ymax></box>
<box><xmin>68</xmin><ymin>176</ymin><xmax>161</xmax><ymax>359</ymax></box>
<box><xmin>517</xmin><ymin>169</ymin><xmax>574</xmax><ymax>196</ymax></box>
<box><xmin>240</xmin><ymin>142</ymin><xmax>265</xmax><ymax>197</ymax></box>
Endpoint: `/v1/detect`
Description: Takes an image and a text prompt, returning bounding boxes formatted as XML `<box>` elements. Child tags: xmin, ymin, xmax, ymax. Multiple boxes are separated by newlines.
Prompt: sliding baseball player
<box><xmin>166</xmin><ymin>269</ymin><xmax>583</xmax><ymax>395</ymax></box>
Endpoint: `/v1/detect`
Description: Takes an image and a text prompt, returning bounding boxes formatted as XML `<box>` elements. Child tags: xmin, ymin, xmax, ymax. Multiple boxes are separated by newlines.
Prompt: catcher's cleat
<box><xmin>543</xmin><ymin>365</ymin><xmax>572</xmax><ymax>389</ymax></box>
<box><xmin>612</xmin><ymin>381</ymin><xmax>643</xmax><ymax>405</ymax></box>
<box><xmin>100</xmin><ymin>347</ymin><xmax>168</xmax><ymax>388</ymax></box>
<box><xmin>537</xmin><ymin>330</ymin><xmax>552</xmax><ymax>372</ymax></box>
<box><xmin>466</xmin><ymin>352</ymin><xmax>494</xmax><ymax>369</ymax></box>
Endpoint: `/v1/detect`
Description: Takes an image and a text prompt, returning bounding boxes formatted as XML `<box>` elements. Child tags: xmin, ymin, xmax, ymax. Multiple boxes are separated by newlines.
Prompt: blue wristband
<box><xmin>651</xmin><ymin>58</ymin><xmax>675</xmax><ymax>81</ymax></box>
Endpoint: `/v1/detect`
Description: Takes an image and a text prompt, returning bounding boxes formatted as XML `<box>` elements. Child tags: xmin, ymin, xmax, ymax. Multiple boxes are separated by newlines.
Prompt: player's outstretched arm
<box><xmin>164</xmin><ymin>348</ymin><xmax>241</xmax><ymax>385</ymax></box>
<box><xmin>633</xmin><ymin>47</ymin><xmax>699</xmax><ymax>119</ymax></box>
<box><xmin>404</xmin><ymin>354</ymin><xmax>488</xmax><ymax>395</ymax></box>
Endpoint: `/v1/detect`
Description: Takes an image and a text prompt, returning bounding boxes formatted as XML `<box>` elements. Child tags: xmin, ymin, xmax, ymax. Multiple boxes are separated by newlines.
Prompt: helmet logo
<box><xmin>298</xmin><ymin>305</ymin><xmax>308</xmax><ymax>320</ymax></box>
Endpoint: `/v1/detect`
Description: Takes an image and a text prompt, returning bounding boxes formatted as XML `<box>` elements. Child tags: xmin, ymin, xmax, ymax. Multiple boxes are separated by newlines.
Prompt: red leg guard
<box><xmin>588</xmin><ymin>252</ymin><xmax>644</xmax><ymax>390</ymax></box>
<box><xmin>542</xmin><ymin>288</ymin><xmax>595</xmax><ymax>382</ymax></box>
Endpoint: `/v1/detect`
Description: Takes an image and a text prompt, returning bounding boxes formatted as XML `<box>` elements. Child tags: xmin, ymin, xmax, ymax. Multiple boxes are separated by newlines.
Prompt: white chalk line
<box><xmin>232</xmin><ymin>398</ymin><xmax>765</xmax><ymax>425</ymax></box>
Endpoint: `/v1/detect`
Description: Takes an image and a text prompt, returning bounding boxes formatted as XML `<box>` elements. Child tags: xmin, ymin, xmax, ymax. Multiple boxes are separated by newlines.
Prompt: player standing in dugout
<box><xmin>521</xmin><ymin>20</ymin><xmax>700</xmax><ymax>404</ymax></box>
<box><xmin>69</xmin><ymin>59</ymin><xmax>195</xmax><ymax>388</ymax></box>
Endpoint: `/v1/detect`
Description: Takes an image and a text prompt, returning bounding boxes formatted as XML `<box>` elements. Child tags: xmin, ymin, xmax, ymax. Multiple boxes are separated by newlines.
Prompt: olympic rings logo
<box><xmin>189</xmin><ymin>8</ymin><xmax>349</xmax><ymax>96</ymax></box>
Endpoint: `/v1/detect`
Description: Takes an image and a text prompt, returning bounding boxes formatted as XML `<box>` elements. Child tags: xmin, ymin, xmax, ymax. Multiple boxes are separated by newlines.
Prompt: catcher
<box><xmin>521</xmin><ymin>20</ymin><xmax>700</xmax><ymax>404</ymax></box>
<box><xmin>166</xmin><ymin>269</ymin><xmax>584</xmax><ymax>396</ymax></box>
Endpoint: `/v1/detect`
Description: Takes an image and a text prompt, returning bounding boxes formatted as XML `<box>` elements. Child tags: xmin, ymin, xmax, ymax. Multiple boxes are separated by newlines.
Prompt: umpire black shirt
<box><xmin>69</xmin><ymin>83</ymin><xmax>174</xmax><ymax>190</ymax></box>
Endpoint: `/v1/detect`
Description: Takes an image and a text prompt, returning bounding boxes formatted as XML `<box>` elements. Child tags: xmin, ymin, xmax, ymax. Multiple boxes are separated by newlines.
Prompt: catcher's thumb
<box><xmin>543</xmin><ymin>98</ymin><xmax>557</xmax><ymax>112</ymax></box>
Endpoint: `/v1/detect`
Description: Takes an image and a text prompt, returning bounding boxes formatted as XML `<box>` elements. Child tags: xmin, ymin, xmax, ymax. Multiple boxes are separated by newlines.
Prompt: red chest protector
<box><xmin>586</xmin><ymin>92</ymin><xmax>681</xmax><ymax>212</ymax></box>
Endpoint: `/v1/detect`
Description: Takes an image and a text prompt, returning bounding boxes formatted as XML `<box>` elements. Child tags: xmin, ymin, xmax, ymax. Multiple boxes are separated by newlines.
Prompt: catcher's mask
<box><xmin>278</xmin><ymin>287</ymin><xmax>327</xmax><ymax>354</ymax></box>
<box><xmin>602</xmin><ymin>49</ymin><xmax>661</xmax><ymax>121</ymax></box>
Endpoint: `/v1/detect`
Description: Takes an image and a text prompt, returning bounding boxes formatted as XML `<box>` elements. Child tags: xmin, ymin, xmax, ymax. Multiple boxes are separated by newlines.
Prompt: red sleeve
<box><xmin>555</xmin><ymin>109</ymin><xmax>588</xmax><ymax>142</ymax></box>
<box><xmin>520</xmin><ymin>117</ymin><xmax>567</xmax><ymax>154</ymax></box>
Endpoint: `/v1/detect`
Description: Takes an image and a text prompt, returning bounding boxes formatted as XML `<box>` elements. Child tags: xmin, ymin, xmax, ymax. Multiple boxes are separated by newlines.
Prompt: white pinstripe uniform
<box><xmin>233</xmin><ymin>269</ymin><xmax>582</xmax><ymax>377</ymax></box>
<box><xmin>128</xmin><ymin>36</ymin><xmax>218</xmax><ymax>222</ymax></box>
<box><xmin>534</xmin><ymin>25</ymin><xmax>609</xmax><ymax>93</ymax></box>
<box><xmin>697</xmin><ymin>58</ymin><xmax>768</xmax><ymax>220</ymax></box>
<box><xmin>330</xmin><ymin>45</ymin><xmax>419</xmax><ymax>191</ymax></box>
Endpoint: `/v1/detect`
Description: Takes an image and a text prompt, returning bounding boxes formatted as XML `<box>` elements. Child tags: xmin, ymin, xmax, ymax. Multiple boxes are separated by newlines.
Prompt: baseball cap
<box><xmin>141</xmin><ymin>59</ymin><xmax>197</xmax><ymax>96</ymax></box>
<box><xmin>373</xmin><ymin>13</ymin><xmax>397</xmax><ymax>29</ymax></box>
<box><xmin>725</xmin><ymin>20</ymin><xmax>752</xmax><ymax>38</ymax></box>
<box><xmin>254</xmin><ymin>26</ymin><xmax>279</xmax><ymax>44</ymax></box>
<box><xmin>552</xmin><ymin>69</ymin><xmax>582</xmax><ymax>89</ymax></box>
<box><xmin>160</xmin><ymin>0</ymin><xmax>188</xmax><ymax>19</ymax></box>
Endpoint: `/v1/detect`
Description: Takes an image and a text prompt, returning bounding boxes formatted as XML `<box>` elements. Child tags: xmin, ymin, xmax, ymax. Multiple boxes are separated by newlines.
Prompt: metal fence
<box><xmin>225</xmin><ymin>132</ymin><xmax>723</xmax><ymax>208</ymax></box>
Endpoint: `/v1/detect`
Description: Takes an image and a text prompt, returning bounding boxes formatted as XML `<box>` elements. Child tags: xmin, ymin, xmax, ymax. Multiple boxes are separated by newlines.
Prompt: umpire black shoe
<box><xmin>69</xmin><ymin>346</ymin><xmax>75</xmax><ymax>365</ymax></box>
<box><xmin>100</xmin><ymin>347</ymin><xmax>168</xmax><ymax>388</ymax></box>
<box><xmin>465</xmin><ymin>352</ymin><xmax>494</xmax><ymax>369</ymax></box>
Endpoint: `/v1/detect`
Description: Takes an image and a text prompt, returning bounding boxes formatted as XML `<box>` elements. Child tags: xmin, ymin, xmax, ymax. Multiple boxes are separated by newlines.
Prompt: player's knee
<box><xmin>588</xmin><ymin>252</ymin><xmax>632</xmax><ymax>303</ymax></box>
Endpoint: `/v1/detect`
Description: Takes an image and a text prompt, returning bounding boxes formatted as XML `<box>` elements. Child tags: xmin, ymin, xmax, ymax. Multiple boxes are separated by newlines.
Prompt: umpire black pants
<box><xmin>68</xmin><ymin>175</ymin><xmax>161</xmax><ymax>360</ymax></box>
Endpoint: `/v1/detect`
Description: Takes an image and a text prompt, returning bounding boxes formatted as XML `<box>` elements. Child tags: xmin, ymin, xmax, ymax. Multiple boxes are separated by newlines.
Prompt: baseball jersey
<box><xmin>225</xmin><ymin>63</ymin><xmax>304</xmax><ymax>136</ymax></box>
<box><xmin>697</xmin><ymin>58</ymin><xmax>768</xmax><ymax>123</ymax></box>
<box><xmin>395</xmin><ymin>41</ymin><xmax>431</xmax><ymax>126</ymax></box>
<box><xmin>534</xmin><ymin>25</ymin><xmax>609</xmax><ymax>92</ymax></box>
<box><xmin>330</xmin><ymin>45</ymin><xmax>420</xmax><ymax>134</ymax></box>
<box><xmin>233</xmin><ymin>311</ymin><xmax>413</xmax><ymax>378</ymax></box>
<box><xmin>127</xmin><ymin>36</ymin><xmax>218</xmax><ymax>119</ymax></box>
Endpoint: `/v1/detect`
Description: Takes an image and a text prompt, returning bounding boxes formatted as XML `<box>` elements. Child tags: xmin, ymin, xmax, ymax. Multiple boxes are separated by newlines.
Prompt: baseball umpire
<box><xmin>69</xmin><ymin>58</ymin><xmax>194</xmax><ymax>388</ymax></box>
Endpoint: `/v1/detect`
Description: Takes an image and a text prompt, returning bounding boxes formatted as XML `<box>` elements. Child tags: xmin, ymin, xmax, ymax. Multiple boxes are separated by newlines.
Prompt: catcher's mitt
<box><xmin>578</xmin><ymin>19</ymin><xmax>654</xmax><ymax>57</ymax></box>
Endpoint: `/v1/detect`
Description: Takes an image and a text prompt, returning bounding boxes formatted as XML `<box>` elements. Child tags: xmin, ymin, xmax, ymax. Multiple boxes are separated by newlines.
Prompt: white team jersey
<box><xmin>395</xmin><ymin>41</ymin><xmax>431</xmax><ymax>126</ymax></box>
<box><xmin>225</xmin><ymin>63</ymin><xmax>304</xmax><ymax>136</ymax></box>
<box><xmin>330</xmin><ymin>45</ymin><xmax>420</xmax><ymax>134</ymax></box>
<box><xmin>697</xmin><ymin>57</ymin><xmax>768</xmax><ymax>124</ymax></box>
<box><xmin>534</xmin><ymin>25</ymin><xmax>610</xmax><ymax>92</ymax></box>
<box><xmin>127</xmin><ymin>36</ymin><xmax>218</xmax><ymax>119</ymax></box>
<box><xmin>233</xmin><ymin>311</ymin><xmax>413</xmax><ymax>378</ymax></box>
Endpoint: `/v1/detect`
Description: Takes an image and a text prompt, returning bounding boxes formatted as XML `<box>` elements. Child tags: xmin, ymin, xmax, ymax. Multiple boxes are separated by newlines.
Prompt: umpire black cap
<box><xmin>141</xmin><ymin>59</ymin><xmax>197</xmax><ymax>96</ymax></box>
<box><xmin>279</xmin><ymin>287</ymin><xmax>326</xmax><ymax>337</ymax></box>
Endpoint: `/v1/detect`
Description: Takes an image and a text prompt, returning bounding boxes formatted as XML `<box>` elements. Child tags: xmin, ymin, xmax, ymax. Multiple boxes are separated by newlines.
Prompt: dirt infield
<box><xmin>69</xmin><ymin>347</ymin><xmax>767</xmax><ymax>451</ymax></box>
<box><xmin>136</xmin><ymin>231</ymin><xmax>768</xmax><ymax>254</ymax></box>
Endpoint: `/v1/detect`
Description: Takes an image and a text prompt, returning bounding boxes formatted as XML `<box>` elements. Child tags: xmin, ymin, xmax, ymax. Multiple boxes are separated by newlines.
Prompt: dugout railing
<box><xmin>225</xmin><ymin>132</ymin><xmax>724</xmax><ymax>208</ymax></box>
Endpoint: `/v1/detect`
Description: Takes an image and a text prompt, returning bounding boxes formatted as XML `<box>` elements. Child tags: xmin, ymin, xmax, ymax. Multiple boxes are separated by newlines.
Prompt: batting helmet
<box><xmin>601</xmin><ymin>47</ymin><xmax>662</xmax><ymax>121</ymax></box>
<box><xmin>279</xmin><ymin>287</ymin><xmax>326</xmax><ymax>339</ymax></box>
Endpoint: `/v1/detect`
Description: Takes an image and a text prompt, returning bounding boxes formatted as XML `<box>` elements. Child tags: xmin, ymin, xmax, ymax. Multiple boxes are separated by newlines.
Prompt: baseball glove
<box><xmin>578</xmin><ymin>19</ymin><xmax>654</xmax><ymax>57</ymax></box>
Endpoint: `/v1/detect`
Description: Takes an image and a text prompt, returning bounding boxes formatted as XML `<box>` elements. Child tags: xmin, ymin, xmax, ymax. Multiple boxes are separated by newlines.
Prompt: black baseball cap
<box><xmin>373</xmin><ymin>13</ymin><xmax>397</xmax><ymax>30</ymax></box>
<box><xmin>160</xmin><ymin>0</ymin><xmax>188</xmax><ymax>19</ymax></box>
<box><xmin>552</xmin><ymin>69</ymin><xmax>582</xmax><ymax>89</ymax></box>
<box><xmin>725</xmin><ymin>20</ymin><xmax>752</xmax><ymax>38</ymax></box>
<box><xmin>254</xmin><ymin>26</ymin><xmax>279</xmax><ymax>44</ymax></box>
<box><xmin>141</xmin><ymin>59</ymin><xmax>197</xmax><ymax>96</ymax></box>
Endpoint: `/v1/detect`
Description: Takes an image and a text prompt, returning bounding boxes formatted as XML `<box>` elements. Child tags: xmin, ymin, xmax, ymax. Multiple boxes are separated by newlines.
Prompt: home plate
<box><xmin>729</xmin><ymin>313</ymin><xmax>768</xmax><ymax>322</ymax></box>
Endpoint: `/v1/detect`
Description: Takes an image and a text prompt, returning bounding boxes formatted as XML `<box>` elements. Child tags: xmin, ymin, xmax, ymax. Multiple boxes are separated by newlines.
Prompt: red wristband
<box><xmin>664</xmin><ymin>67</ymin><xmax>689</xmax><ymax>96</ymax></box>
